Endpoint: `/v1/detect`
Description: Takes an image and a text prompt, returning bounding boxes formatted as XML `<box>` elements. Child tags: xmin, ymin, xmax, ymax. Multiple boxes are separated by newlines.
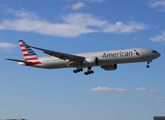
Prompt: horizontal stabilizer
<box><xmin>6</xmin><ymin>58</ymin><xmax>32</xmax><ymax>63</ymax></box>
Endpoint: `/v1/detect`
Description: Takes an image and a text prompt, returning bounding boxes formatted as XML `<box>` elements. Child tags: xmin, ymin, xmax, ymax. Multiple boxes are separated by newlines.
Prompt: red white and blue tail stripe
<box><xmin>18</xmin><ymin>40</ymin><xmax>41</xmax><ymax>65</ymax></box>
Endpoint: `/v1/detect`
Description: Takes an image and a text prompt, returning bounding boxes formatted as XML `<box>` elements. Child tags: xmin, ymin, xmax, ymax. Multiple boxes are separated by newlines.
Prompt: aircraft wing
<box><xmin>28</xmin><ymin>46</ymin><xmax>85</xmax><ymax>61</ymax></box>
<box><xmin>6</xmin><ymin>58</ymin><xmax>32</xmax><ymax>63</ymax></box>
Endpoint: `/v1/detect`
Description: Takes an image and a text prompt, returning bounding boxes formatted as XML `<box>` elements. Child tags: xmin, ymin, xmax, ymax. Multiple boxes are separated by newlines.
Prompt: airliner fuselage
<box><xmin>7</xmin><ymin>40</ymin><xmax>160</xmax><ymax>75</ymax></box>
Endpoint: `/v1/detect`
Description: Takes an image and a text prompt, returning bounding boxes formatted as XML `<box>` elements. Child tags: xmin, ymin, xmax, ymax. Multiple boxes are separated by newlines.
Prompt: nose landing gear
<box><xmin>146</xmin><ymin>65</ymin><xmax>149</xmax><ymax>68</ymax></box>
<box><xmin>84</xmin><ymin>67</ymin><xmax>94</xmax><ymax>75</ymax></box>
<box><xmin>146</xmin><ymin>60</ymin><xmax>152</xmax><ymax>68</ymax></box>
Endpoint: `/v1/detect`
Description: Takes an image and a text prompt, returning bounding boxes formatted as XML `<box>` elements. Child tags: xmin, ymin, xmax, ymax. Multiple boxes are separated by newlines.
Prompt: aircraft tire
<box><xmin>80</xmin><ymin>68</ymin><xmax>83</xmax><ymax>71</ymax></box>
<box><xmin>146</xmin><ymin>65</ymin><xmax>150</xmax><ymax>68</ymax></box>
<box><xmin>84</xmin><ymin>72</ymin><xmax>88</xmax><ymax>75</ymax></box>
<box><xmin>73</xmin><ymin>70</ymin><xmax>77</xmax><ymax>73</ymax></box>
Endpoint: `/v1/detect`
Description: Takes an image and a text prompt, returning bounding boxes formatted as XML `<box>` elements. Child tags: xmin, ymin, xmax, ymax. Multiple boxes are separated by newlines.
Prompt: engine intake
<box><xmin>101</xmin><ymin>64</ymin><xmax>117</xmax><ymax>71</ymax></box>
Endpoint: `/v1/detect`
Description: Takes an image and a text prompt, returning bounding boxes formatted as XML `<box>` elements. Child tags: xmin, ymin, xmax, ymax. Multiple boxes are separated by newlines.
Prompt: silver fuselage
<box><xmin>19</xmin><ymin>48</ymin><xmax>160</xmax><ymax>69</ymax></box>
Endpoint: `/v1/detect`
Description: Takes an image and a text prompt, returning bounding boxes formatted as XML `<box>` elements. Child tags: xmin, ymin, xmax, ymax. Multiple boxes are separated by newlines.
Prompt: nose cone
<box><xmin>151</xmin><ymin>50</ymin><xmax>161</xmax><ymax>59</ymax></box>
<box><xmin>157</xmin><ymin>52</ymin><xmax>161</xmax><ymax>58</ymax></box>
<box><xmin>154</xmin><ymin>51</ymin><xmax>161</xmax><ymax>59</ymax></box>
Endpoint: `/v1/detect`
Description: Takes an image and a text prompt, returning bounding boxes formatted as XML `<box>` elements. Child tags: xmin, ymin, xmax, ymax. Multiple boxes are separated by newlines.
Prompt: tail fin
<box><xmin>18</xmin><ymin>40</ymin><xmax>41</xmax><ymax>64</ymax></box>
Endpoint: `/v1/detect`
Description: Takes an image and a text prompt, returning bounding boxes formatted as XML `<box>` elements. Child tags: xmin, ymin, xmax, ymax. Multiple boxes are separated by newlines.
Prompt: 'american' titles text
<box><xmin>102</xmin><ymin>51</ymin><xmax>133</xmax><ymax>58</ymax></box>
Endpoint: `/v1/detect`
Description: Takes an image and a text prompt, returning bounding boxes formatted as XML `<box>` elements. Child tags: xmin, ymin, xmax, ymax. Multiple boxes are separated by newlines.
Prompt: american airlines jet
<box><xmin>6</xmin><ymin>40</ymin><xmax>160</xmax><ymax>75</ymax></box>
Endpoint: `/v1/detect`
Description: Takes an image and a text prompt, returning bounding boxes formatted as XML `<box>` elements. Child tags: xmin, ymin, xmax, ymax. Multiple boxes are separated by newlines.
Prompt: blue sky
<box><xmin>0</xmin><ymin>0</ymin><xmax>165</xmax><ymax>120</ymax></box>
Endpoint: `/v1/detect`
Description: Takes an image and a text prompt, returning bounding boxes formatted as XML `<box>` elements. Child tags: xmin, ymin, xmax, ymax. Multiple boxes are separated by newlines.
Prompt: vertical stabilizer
<box><xmin>18</xmin><ymin>40</ymin><xmax>41</xmax><ymax>65</ymax></box>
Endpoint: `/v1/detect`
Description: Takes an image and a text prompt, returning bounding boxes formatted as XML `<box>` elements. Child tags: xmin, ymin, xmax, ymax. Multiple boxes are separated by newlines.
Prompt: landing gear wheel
<box><xmin>146</xmin><ymin>60</ymin><xmax>152</xmax><ymax>68</ymax></box>
<box><xmin>88</xmin><ymin>71</ymin><xmax>93</xmax><ymax>74</ymax></box>
<box><xmin>73</xmin><ymin>70</ymin><xmax>77</xmax><ymax>73</ymax></box>
<box><xmin>73</xmin><ymin>68</ymin><xmax>83</xmax><ymax>73</ymax></box>
<box><xmin>90</xmin><ymin>70</ymin><xmax>94</xmax><ymax>74</ymax></box>
<box><xmin>146</xmin><ymin>65</ymin><xmax>150</xmax><ymax>68</ymax></box>
<box><xmin>80</xmin><ymin>68</ymin><xmax>83</xmax><ymax>71</ymax></box>
<box><xmin>84</xmin><ymin>72</ymin><xmax>88</xmax><ymax>75</ymax></box>
<box><xmin>84</xmin><ymin>67</ymin><xmax>94</xmax><ymax>75</ymax></box>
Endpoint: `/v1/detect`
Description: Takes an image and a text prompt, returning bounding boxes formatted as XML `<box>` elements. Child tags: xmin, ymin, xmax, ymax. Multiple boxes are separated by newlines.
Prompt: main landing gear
<box><xmin>84</xmin><ymin>67</ymin><xmax>94</xmax><ymax>75</ymax></box>
<box><xmin>73</xmin><ymin>68</ymin><xmax>83</xmax><ymax>73</ymax></box>
<box><xmin>73</xmin><ymin>67</ymin><xmax>94</xmax><ymax>75</ymax></box>
<box><xmin>146</xmin><ymin>60</ymin><xmax>152</xmax><ymax>68</ymax></box>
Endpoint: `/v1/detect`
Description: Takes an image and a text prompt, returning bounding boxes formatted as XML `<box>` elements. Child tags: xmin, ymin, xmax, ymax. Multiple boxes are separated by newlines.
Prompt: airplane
<box><xmin>6</xmin><ymin>40</ymin><xmax>161</xmax><ymax>75</ymax></box>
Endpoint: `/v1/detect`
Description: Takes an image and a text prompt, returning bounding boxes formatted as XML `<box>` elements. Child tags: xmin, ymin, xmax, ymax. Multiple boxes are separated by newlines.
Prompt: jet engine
<box><xmin>101</xmin><ymin>64</ymin><xmax>117</xmax><ymax>71</ymax></box>
<box><xmin>83</xmin><ymin>57</ymin><xmax>99</xmax><ymax>66</ymax></box>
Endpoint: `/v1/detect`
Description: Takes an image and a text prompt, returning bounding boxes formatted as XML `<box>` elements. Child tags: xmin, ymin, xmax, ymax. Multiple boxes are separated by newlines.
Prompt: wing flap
<box><xmin>28</xmin><ymin>46</ymin><xmax>85</xmax><ymax>61</ymax></box>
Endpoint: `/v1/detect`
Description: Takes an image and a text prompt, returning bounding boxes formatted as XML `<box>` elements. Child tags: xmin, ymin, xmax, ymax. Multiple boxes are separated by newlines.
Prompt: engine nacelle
<box><xmin>101</xmin><ymin>64</ymin><xmax>117</xmax><ymax>71</ymax></box>
<box><xmin>83</xmin><ymin>57</ymin><xmax>99</xmax><ymax>66</ymax></box>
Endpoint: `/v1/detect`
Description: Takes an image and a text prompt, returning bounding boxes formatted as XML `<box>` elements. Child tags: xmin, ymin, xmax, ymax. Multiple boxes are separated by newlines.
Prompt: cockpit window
<box><xmin>152</xmin><ymin>50</ymin><xmax>158</xmax><ymax>53</ymax></box>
